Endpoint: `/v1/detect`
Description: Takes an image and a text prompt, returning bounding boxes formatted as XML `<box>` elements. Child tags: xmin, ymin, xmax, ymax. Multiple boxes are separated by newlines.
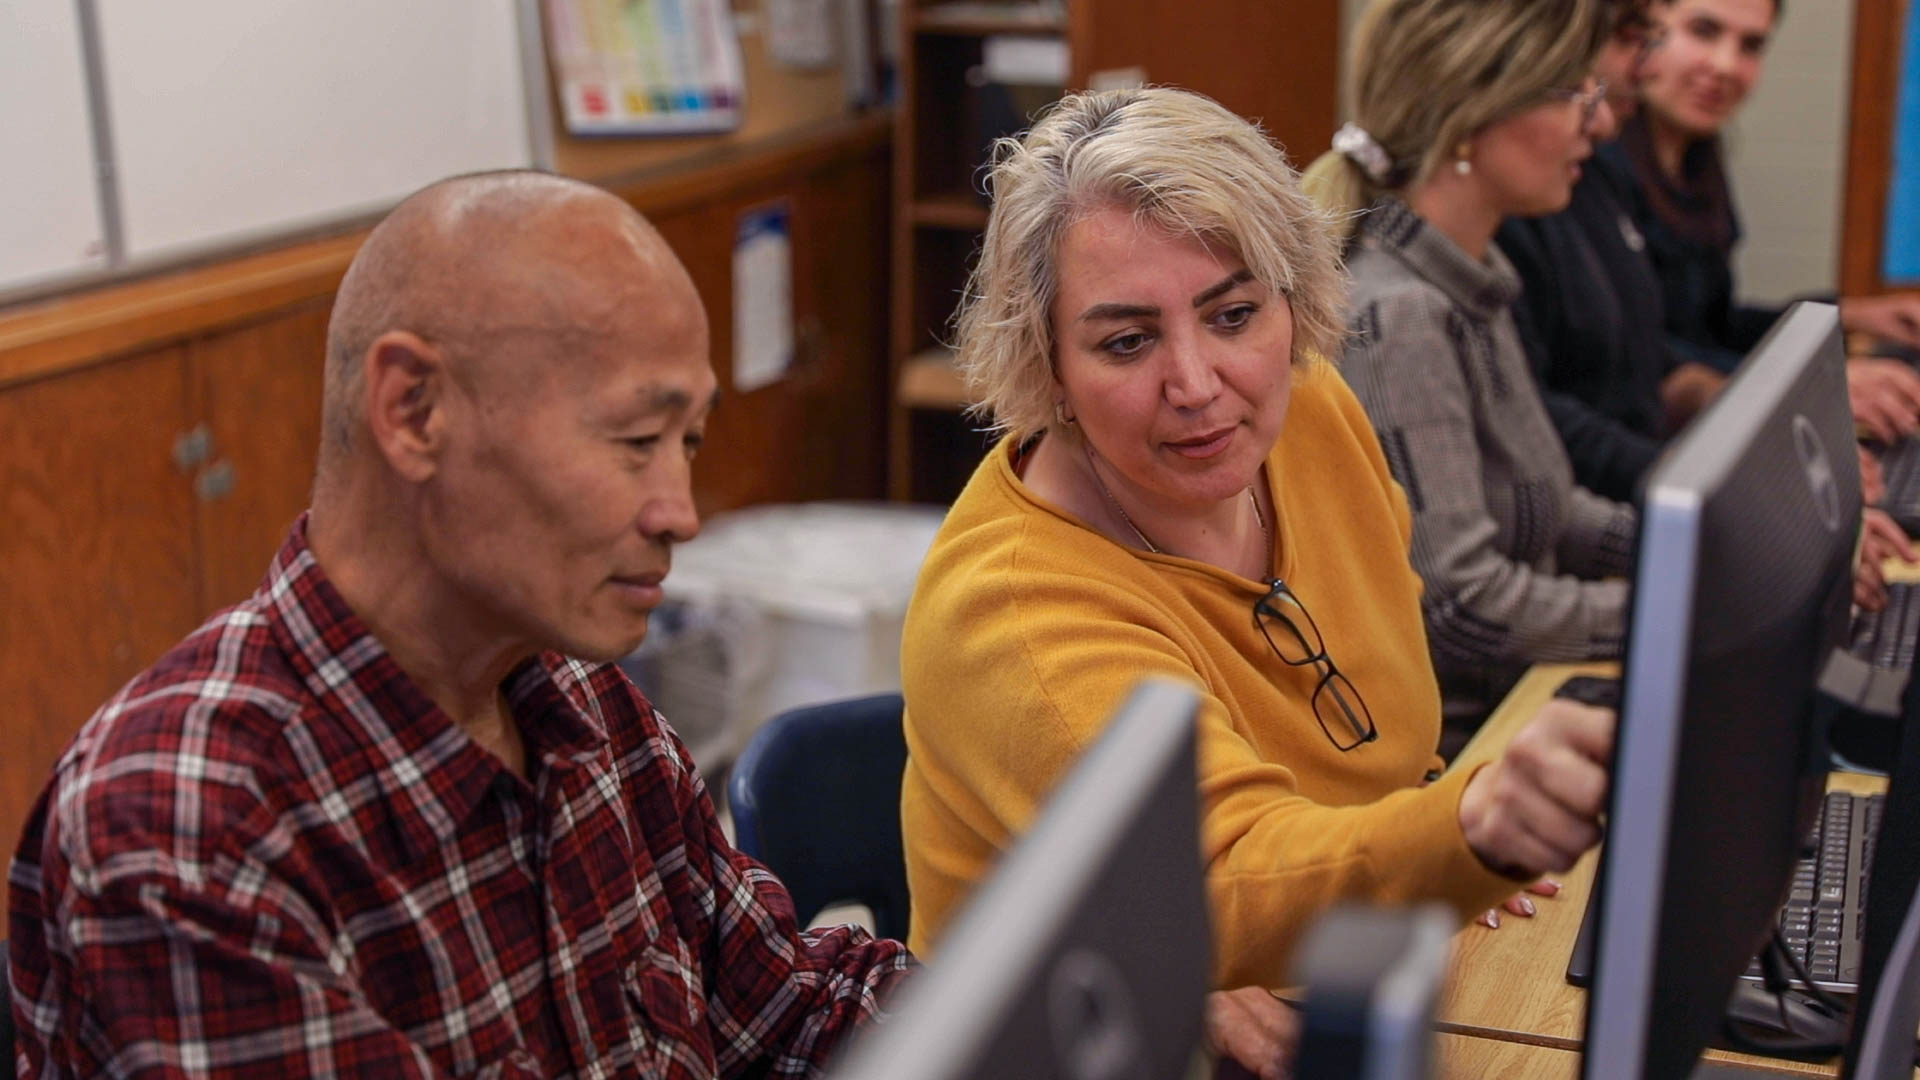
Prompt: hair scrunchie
<box><xmin>1331</xmin><ymin>122</ymin><xmax>1395</xmax><ymax>185</ymax></box>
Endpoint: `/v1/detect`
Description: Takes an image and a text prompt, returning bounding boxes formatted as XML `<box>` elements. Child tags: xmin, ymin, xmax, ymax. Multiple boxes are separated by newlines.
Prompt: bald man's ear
<box><xmin>363</xmin><ymin>331</ymin><xmax>450</xmax><ymax>483</ymax></box>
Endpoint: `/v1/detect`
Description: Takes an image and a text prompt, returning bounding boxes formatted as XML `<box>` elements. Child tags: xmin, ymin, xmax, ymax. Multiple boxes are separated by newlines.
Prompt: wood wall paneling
<box><xmin>190</xmin><ymin>302</ymin><xmax>331</xmax><ymax>613</ymax></box>
<box><xmin>1068</xmin><ymin>0</ymin><xmax>1341</xmax><ymax>164</ymax></box>
<box><xmin>0</xmin><ymin>348</ymin><xmax>203</xmax><ymax>883</ymax></box>
<box><xmin>651</xmin><ymin>138</ymin><xmax>892</xmax><ymax>518</ymax></box>
<box><xmin>799</xmin><ymin>144</ymin><xmax>892</xmax><ymax>499</ymax></box>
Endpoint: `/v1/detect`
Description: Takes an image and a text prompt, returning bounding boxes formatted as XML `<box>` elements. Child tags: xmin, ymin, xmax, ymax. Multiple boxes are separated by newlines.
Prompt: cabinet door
<box><xmin>190</xmin><ymin>302</ymin><xmax>330</xmax><ymax>613</ymax></box>
<box><xmin>654</xmin><ymin>141</ymin><xmax>892</xmax><ymax>517</ymax></box>
<box><xmin>0</xmin><ymin>348</ymin><xmax>201</xmax><ymax>891</ymax></box>
<box><xmin>794</xmin><ymin>141</ymin><xmax>891</xmax><ymax>499</ymax></box>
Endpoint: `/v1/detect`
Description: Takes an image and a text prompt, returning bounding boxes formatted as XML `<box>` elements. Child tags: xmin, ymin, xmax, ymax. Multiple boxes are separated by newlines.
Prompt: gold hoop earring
<box><xmin>1054</xmin><ymin>401</ymin><xmax>1077</xmax><ymax>427</ymax></box>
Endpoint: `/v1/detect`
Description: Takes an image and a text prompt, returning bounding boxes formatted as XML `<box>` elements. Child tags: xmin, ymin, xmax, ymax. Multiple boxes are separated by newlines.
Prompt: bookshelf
<box><xmin>886</xmin><ymin>0</ymin><xmax>1344</xmax><ymax>501</ymax></box>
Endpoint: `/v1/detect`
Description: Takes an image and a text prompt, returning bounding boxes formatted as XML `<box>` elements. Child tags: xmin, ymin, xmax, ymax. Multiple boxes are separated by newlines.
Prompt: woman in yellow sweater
<box><xmin>899</xmin><ymin>86</ymin><xmax>1617</xmax><ymax>989</ymax></box>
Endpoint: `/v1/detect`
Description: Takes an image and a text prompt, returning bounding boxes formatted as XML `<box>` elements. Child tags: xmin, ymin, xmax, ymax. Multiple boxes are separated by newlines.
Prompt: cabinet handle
<box><xmin>172</xmin><ymin>424</ymin><xmax>213</xmax><ymax>471</ymax></box>
<box><xmin>195</xmin><ymin>460</ymin><xmax>236</xmax><ymax>501</ymax></box>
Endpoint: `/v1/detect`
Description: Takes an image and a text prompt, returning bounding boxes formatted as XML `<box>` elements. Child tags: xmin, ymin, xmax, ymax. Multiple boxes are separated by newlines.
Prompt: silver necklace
<box><xmin>1083</xmin><ymin>441</ymin><xmax>1270</xmax><ymax>567</ymax></box>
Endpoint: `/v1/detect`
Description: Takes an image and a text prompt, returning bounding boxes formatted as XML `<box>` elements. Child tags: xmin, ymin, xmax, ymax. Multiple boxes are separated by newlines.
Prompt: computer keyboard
<box><xmin>1849</xmin><ymin>582</ymin><xmax>1920</xmax><ymax>671</ymax></box>
<box><xmin>1568</xmin><ymin>791</ymin><xmax>1884</xmax><ymax>994</ymax></box>
<box><xmin>1879</xmin><ymin>439</ymin><xmax>1920</xmax><ymax>536</ymax></box>
<box><xmin>1741</xmin><ymin>789</ymin><xmax>1884</xmax><ymax>992</ymax></box>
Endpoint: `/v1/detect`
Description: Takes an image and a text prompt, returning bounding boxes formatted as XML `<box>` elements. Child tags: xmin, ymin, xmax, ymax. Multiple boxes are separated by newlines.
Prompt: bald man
<box><xmin>6</xmin><ymin>173</ymin><xmax>913</xmax><ymax>1079</ymax></box>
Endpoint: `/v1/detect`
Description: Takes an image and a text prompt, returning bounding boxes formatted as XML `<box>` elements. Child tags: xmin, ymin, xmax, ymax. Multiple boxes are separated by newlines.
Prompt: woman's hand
<box><xmin>1847</xmin><ymin>357</ymin><xmax>1920</xmax><ymax>443</ymax></box>
<box><xmin>1660</xmin><ymin>362</ymin><xmax>1726</xmax><ymax>431</ymax></box>
<box><xmin>1856</xmin><ymin>509</ymin><xmax>1918</xmax><ymax>612</ymax></box>
<box><xmin>1475</xmin><ymin>877</ymin><xmax>1564</xmax><ymax>929</ymax></box>
<box><xmin>1841</xmin><ymin>294</ymin><xmax>1920</xmax><ymax>350</ymax></box>
<box><xmin>1206</xmin><ymin>987</ymin><xmax>1299</xmax><ymax>1080</ymax></box>
<box><xmin>1861</xmin><ymin>445</ymin><xmax>1887</xmax><ymax>506</ymax></box>
<box><xmin>1458</xmin><ymin>698</ymin><xmax>1613</xmax><ymax>878</ymax></box>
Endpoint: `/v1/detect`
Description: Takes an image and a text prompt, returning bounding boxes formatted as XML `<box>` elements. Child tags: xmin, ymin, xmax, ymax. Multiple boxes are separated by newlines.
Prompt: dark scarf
<box><xmin>1620</xmin><ymin>111</ymin><xmax>1736</xmax><ymax>254</ymax></box>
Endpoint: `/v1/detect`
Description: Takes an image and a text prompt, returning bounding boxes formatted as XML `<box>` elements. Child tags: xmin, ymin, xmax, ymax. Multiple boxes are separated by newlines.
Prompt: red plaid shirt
<box><xmin>8</xmin><ymin>516</ymin><xmax>912</xmax><ymax>1078</ymax></box>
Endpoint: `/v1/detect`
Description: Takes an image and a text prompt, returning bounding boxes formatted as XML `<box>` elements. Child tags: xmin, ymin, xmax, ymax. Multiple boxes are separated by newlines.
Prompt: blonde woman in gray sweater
<box><xmin>1303</xmin><ymin>0</ymin><xmax>1633</xmax><ymax>726</ymax></box>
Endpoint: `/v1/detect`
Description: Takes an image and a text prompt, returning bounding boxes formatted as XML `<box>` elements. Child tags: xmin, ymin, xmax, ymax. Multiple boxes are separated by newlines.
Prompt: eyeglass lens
<box><xmin>1256</xmin><ymin>580</ymin><xmax>1377</xmax><ymax>749</ymax></box>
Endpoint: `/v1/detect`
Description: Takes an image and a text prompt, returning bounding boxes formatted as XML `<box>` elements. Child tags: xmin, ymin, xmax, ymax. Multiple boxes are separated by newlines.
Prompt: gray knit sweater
<box><xmin>1340</xmin><ymin>199</ymin><xmax>1635</xmax><ymax>718</ymax></box>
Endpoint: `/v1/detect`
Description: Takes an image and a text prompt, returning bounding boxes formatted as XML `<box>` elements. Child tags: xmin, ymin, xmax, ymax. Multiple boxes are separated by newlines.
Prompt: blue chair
<box><xmin>727</xmin><ymin>694</ymin><xmax>911</xmax><ymax>944</ymax></box>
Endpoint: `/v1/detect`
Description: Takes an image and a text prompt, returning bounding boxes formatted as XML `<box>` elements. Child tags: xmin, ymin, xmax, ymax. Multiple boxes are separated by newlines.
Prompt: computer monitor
<box><xmin>1842</xmin><ymin>644</ymin><xmax>1920</xmax><ymax>1078</ymax></box>
<box><xmin>828</xmin><ymin>678</ymin><xmax>1212</xmax><ymax>1080</ymax></box>
<box><xmin>1583</xmin><ymin>302</ymin><xmax>1862</xmax><ymax>1079</ymax></box>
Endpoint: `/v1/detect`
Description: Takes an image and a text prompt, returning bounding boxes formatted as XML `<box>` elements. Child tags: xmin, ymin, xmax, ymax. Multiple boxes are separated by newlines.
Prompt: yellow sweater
<box><xmin>899</xmin><ymin>363</ymin><xmax>1520</xmax><ymax>988</ymax></box>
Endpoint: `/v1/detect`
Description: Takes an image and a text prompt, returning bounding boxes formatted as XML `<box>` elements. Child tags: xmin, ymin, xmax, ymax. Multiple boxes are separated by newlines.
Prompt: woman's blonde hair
<box><xmin>1301</xmin><ymin>0</ymin><xmax>1610</xmax><ymax>242</ymax></box>
<box><xmin>955</xmin><ymin>87</ymin><xmax>1347</xmax><ymax>440</ymax></box>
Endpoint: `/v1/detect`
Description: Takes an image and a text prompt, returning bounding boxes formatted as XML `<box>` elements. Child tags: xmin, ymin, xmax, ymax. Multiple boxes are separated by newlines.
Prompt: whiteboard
<box><xmin>96</xmin><ymin>0</ymin><xmax>533</xmax><ymax>262</ymax></box>
<box><xmin>0</xmin><ymin>0</ymin><xmax>109</xmax><ymax>291</ymax></box>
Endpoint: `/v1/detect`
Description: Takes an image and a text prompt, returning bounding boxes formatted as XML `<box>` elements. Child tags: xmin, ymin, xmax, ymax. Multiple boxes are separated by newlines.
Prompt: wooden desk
<box><xmin>1434</xmin><ymin>1032</ymin><xmax>1582</xmax><ymax>1078</ymax></box>
<box><xmin>1432</xmin><ymin>662</ymin><xmax>1898</xmax><ymax>1078</ymax></box>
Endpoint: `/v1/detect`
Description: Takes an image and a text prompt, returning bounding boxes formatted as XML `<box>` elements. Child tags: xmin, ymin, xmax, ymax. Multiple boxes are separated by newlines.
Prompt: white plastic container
<box><xmin>622</xmin><ymin>502</ymin><xmax>948</xmax><ymax>770</ymax></box>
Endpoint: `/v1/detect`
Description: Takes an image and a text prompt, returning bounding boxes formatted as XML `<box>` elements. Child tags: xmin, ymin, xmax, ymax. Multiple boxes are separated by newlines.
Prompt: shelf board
<box><xmin>911</xmin><ymin>193</ymin><xmax>991</xmax><ymax>230</ymax></box>
<box><xmin>912</xmin><ymin>2</ymin><xmax>1067</xmax><ymax>35</ymax></box>
<box><xmin>898</xmin><ymin>347</ymin><xmax>973</xmax><ymax>410</ymax></box>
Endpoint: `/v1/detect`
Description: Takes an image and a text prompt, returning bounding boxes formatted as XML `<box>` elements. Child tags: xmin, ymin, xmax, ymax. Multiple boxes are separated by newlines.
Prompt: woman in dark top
<box><xmin>1604</xmin><ymin>0</ymin><xmax>1920</xmax><ymax>441</ymax></box>
<box><xmin>1496</xmin><ymin>0</ymin><xmax>1721</xmax><ymax>501</ymax></box>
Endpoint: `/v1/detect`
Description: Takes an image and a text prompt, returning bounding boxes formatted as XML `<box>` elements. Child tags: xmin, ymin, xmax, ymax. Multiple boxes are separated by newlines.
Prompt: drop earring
<box><xmin>1054</xmin><ymin>401</ymin><xmax>1077</xmax><ymax>427</ymax></box>
<box><xmin>1453</xmin><ymin>141</ymin><xmax>1473</xmax><ymax>176</ymax></box>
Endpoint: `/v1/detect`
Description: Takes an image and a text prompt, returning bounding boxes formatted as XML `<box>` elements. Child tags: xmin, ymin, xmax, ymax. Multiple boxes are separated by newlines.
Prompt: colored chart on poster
<box><xmin>1887</xmin><ymin>3</ymin><xmax>1920</xmax><ymax>282</ymax></box>
<box><xmin>545</xmin><ymin>0</ymin><xmax>744</xmax><ymax>135</ymax></box>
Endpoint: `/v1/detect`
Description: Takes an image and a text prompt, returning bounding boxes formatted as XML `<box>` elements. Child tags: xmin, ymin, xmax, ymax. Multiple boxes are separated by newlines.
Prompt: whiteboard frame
<box><xmin>0</xmin><ymin>0</ymin><xmax>558</xmax><ymax>307</ymax></box>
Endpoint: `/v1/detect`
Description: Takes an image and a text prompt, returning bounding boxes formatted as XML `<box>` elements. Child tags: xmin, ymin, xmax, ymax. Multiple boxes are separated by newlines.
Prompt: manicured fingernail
<box><xmin>1483</xmin><ymin>911</ymin><xmax>1500</xmax><ymax>928</ymax></box>
<box><xmin>1541</xmin><ymin>879</ymin><xmax>1562</xmax><ymax>893</ymax></box>
<box><xmin>1520</xmin><ymin>897</ymin><xmax>1536</xmax><ymax>916</ymax></box>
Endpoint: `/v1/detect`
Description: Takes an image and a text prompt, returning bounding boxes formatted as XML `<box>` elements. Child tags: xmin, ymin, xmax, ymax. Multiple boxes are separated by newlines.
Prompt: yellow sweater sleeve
<box><xmin>900</xmin><ymin>525</ymin><xmax>1517</xmax><ymax>987</ymax></box>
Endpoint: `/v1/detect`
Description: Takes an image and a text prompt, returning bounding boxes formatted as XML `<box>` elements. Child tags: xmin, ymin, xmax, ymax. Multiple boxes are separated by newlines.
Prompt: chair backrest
<box><xmin>727</xmin><ymin>694</ymin><xmax>910</xmax><ymax>943</ymax></box>
<box><xmin>3</xmin><ymin>939</ymin><xmax>15</xmax><ymax>1080</ymax></box>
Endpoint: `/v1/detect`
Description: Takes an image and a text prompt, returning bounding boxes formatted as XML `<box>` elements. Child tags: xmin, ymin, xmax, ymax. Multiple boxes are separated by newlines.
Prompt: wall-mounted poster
<box><xmin>544</xmin><ymin>0</ymin><xmax>745</xmax><ymax>135</ymax></box>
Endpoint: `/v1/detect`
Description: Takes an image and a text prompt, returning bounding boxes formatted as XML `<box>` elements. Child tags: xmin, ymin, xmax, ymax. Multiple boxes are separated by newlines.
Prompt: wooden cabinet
<box><xmin>887</xmin><ymin>0</ymin><xmax>1342</xmax><ymax>501</ymax></box>
<box><xmin>190</xmin><ymin>303</ymin><xmax>332</xmax><ymax>611</ymax></box>
<box><xmin>0</xmin><ymin>116</ymin><xmax>893</xmax><ymax>919</ymax></box>
<box><xmin>658</xmin><ymin>133</ymin><xmax>892</xmax><ymax>513</ymax></box>
<box><xmin>0</xmin><ymin>306</ymin><xmax>332</xmax><ymax>871</ymax></box>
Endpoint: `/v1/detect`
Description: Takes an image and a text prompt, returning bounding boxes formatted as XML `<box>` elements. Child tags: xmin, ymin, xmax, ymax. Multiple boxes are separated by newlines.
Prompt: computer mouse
<box><xmin>1716</xmin><ymin>981</ymin><xmax>1848</xmax><ymax>1059</ymax></box>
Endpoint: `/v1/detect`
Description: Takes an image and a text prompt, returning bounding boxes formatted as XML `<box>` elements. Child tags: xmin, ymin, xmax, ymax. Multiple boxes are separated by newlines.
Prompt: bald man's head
<box><xmin>319</xmin><ymin>170</ymin><xmax>698</xmax><ymax>472</ymax></box>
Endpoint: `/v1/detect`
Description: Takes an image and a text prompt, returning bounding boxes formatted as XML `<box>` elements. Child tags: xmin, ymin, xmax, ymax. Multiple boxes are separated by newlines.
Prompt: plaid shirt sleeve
<box><xmin>9</xmin><ymin>739</ymin><xmax>524</xmax><ymax>1078</ymax></box>
<box><xmin>585</xmin><ymin>664</ymin><xmax>914</xmax><ymax>1078</ymax></box>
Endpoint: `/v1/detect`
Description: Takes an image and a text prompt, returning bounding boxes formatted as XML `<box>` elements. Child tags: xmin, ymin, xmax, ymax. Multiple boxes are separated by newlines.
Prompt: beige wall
<box><xmin>1723</xmin><ymin>0</ymin><xmax>1854</xmax><ymax>302</ymax></box>
<box><xmin>1337</xmin><ymin>0</ymin><xmax>1853</xmax><ymax>303</ymax></box>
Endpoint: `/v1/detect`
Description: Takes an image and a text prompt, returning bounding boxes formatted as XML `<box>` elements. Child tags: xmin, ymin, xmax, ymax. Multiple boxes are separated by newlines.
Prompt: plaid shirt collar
<box><xmin>1360</xmin><ymin>197</ymin><xmax>1523</xmax><ymax>320</ymax></box>
<box><xmin>260</xmin><ymin>513</ymin><xmax>611</xmax><ymax>862</ymax></box>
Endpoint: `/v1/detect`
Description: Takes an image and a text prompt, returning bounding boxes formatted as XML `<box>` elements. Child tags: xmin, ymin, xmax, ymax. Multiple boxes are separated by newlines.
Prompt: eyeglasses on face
<box><xmin>1627</xmin><ymin>23</ymin><xmax>1670</xmax><ymax>62</ymax></box>
<box><xmin>1544</xmin><ymin>78</ymin><xmax>1611</xmax><ymax>128</ymax></box>
<box><xmin>1252</xmin><ymin>578</ymin><xmax>1378</xmax><ymax>752</ymax></box>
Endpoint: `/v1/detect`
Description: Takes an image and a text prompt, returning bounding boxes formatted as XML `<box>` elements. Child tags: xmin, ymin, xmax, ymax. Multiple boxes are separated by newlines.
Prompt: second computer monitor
<box><xmin>1583</xmin><ymin>303</ymin><xmax>1861</xmax><ymax>1079</ymax></box>
<box><xmin>828</xmin><ymin>677</ymin><xmax>1212</xmax><ymax>1080</ymax></box>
